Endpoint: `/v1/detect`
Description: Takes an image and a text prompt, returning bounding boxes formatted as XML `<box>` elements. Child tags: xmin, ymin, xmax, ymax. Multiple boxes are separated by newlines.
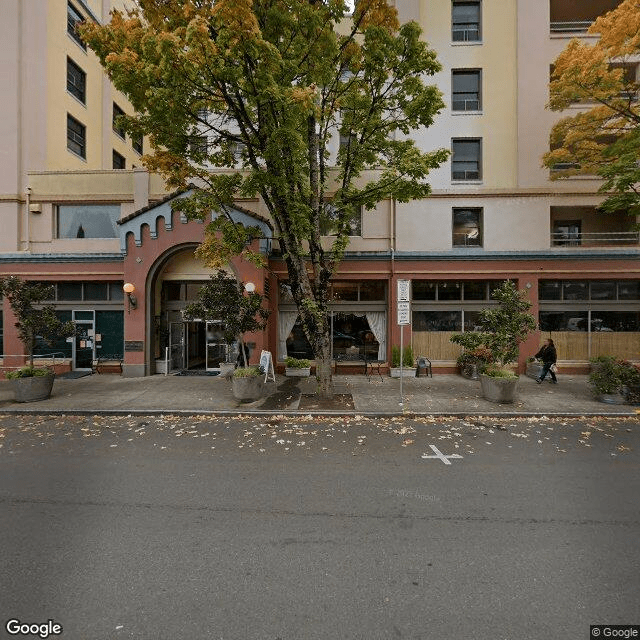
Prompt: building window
<box><xmin>189</xmin><ymin>135</ymin><xmax>208</xmax><ymax>156</ymax></box>
<box><xmin>67</xmin><ymin>114</ymin><xmax>86</xmax><ymax>159</ymax></box>
<box><xmin>320</xmin><ymin>203</ymin><xmax>362</xmax><ymax>237</ymax></box>
<box><xmin>452</xmin><ymin>1</ymin><xmax>481</xmax><ymax>42</ymax></box>
<box><xmin>452</xmin><ymin>208</ymin><xmax>483</xmax><ymax>247</ymax></box>
<box><xmin>452</xmin><ymin>69</ymin><xmax>481</xmax><ymax>111</ymax></box>
<box><xmin>112</xmin><ymin>150</ymin><xmax>126</xmax><ymax>170</ymax></box>
<box><xmin>552</xmin><ymin>220</ymin><xmax>581</xmax><ymax>246</ymax></box>
<box><xmin>452</xmin><ymin>138</ymin><xmax>481</xmax><ymax>181</ymax></box>
<box><xmin>550</xmin><ymin>0</ymin><xmax>623</xmax><ymax>34</ymax></box>
<box><xmin>57</xmin><ymin>204</ymin><xmax>120</xmax><ymax>238</ymax></box>
<box><xmin>113</xmin><ymin>103</ymin><xmax>126</xmax><ymax>139</ymax></box>
<box><xmin>132</xmin><ymin>134</ymin><xmax>143</xmax><ymax>155</ymax></box>
<box><xmin>67</xmin><ymin>2</ymin><xmax>86</xmax><ymax>49</ymax></box>
<box><xmin>66</xmin><ymin>57</ymin><xmax>86</xmax><ymax>104</ymax></box>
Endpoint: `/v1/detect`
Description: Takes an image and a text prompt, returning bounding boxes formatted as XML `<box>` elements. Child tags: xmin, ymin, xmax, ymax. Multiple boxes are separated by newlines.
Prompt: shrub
<box><xmin>6</xmin><ymin>366</ymin><xmax>52</xmax><ymax>380</ymax></box>
<box><xmin>232</xmin><ymin>365</ymin><xmax>263</xmax><ymax>378</ymax></box>
<box><xmin>391</xmin><ymin>345</ymin><xmax>401</xmax><ymax>367</ymax></box>
<box><xmin>588</xmin><ymin>357</ymin><xmax>625</xmax><ymax>395</ymax></box>
<box><xmin>402</xmin><ymin>345</ymin><xmax>414</xmax><ymax>368</ymax></box>
<box><xmin>483</xmin><ymin>363</ymin><xmax>518</xmax><ymax>379</ymax></box>
<box><xmin>285</xmin><ymin>357</ymin><xmax>311</xmax><ymax>368</ymax></box>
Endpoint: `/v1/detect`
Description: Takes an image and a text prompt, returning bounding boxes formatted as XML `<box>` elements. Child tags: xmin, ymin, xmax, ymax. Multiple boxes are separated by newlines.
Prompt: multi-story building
<box><xmin>1</xmin><ymin>0</ymin><xmax>638</xmax><ymax>377</ymax></box>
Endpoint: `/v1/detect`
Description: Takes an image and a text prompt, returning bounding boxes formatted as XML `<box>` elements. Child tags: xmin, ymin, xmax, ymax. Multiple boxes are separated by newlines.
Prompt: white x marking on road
<box><xmin>421</xmin><ymin>444</ymin><xmax>464</xmax><ymax>465</ymax></box>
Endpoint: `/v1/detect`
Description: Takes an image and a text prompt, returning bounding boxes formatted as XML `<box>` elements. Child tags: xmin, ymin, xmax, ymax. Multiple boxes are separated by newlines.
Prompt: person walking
<box><xmin>535</xmin><ymin>338</ymin><xmax>557</xmax><ymax>384</ymax></box>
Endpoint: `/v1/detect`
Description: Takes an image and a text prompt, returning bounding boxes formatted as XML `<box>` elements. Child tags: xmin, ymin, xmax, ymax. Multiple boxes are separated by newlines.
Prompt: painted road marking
<box><xmin>421</xmin><ymin>444</ymin><xmax>464</xmax><ymax>465</ymax></box>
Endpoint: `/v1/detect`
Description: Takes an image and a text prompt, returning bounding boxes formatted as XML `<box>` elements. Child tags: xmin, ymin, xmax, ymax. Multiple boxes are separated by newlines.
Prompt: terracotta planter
<box><xmin>232</xmin><ymin>375</ymin><xmax>264</xmax><ymax>401</ymax></box>
<box><xmin>480</xmin><ymin>373</ymin><xmax>518</xmax><ymax>404</ymax></box>
<box><xmin>285</xmin><ymin>367</ymin><xmax>311</xmax><ymax>377</ymax></box>
<box><xmin>11</xmin><ymin>373</ymin><xmax>55</xmax><ymax>403</ymax></box>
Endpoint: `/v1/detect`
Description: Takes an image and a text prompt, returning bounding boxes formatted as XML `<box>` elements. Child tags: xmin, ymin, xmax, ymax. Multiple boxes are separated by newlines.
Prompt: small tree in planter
<box><xmin>389</xmin><ymin>344</ymin><xmax>416</xmax><ymax>377</ymax></box>
<box><xmin>456</xmin><ymin>346</ymin><xmax>494</xmax><ymax>380</ymax></box>
<box><xmin>588</xmin><ymin>356</ymin><xmax>639</xmax><ymax>404</ymax></box>
<box><xmin>0</xmin><ymin>276</ymin><xmax>76</xmax><ymax>401</ymax></box>
<box><xmin>183</xmin><ymin>270</ymin><xmax>269</xmax><ymax>393</ymax></box>
<box><xmin>450</xmin><ymin>281</ymin><xmax>536</xmax><ymax>403</ymax></box>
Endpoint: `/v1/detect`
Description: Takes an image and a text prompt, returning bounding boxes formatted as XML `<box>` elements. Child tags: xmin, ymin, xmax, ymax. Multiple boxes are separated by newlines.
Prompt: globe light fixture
<box><xmin>123</xmin><ymin>282</ymin><xmax>137</xmax><ymax>312</ymax></box>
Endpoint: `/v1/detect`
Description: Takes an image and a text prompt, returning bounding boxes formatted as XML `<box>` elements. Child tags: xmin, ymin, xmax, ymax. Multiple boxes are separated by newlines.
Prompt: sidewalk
<box><xmin>0</xmin><ymin>371</ymin><xmax>637</xmax><ymax>417</ymax></box>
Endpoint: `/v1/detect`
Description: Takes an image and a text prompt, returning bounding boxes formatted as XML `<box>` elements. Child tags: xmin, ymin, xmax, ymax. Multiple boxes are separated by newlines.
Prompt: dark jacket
<box><xmin>535</xmin><ymin>344</ymin><xmax>557</xmax><ymax>364</ymax></box>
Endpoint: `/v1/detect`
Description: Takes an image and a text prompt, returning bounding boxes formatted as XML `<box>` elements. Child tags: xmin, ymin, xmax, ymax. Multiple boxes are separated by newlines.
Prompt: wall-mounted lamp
<box><xmin>123</xmin><ymin>282</ymin><xmax>137</xmax><ymax>313</ymax></box>
<box><xmin>244</xmin><ymin>282</ymin><xmax>256</xmax><ymax>293</ymax></box>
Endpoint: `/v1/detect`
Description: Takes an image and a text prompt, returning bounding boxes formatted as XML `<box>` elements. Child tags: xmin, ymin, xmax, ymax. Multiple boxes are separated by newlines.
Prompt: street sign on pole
<box><xmin>397</xmin><ymin>301</ymin><xmax>410</xmax><ymax>326</ymax></box>
<box><xmin>397</xmin><ymin>279</ymin><xmax>410</xmax><ymax>302</ymax></box>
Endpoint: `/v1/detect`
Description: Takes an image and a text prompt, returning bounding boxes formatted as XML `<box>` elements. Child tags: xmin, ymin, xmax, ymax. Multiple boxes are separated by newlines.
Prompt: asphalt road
<box><xmin>1</xmin><ymin>413</ymin><xmax>639</xmax><ymax>640</ymax></box>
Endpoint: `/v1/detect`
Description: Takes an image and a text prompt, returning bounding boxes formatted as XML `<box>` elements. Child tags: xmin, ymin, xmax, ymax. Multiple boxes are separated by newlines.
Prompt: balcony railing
<box><xmin>551</xmin><ymin>231</ymin><xmax>640</xmax><ymax>247</ymax></box>
<box><xmin>550</xmin><ymin>20</ymin><xmax>592</xmax><ymax>33</ymax></box>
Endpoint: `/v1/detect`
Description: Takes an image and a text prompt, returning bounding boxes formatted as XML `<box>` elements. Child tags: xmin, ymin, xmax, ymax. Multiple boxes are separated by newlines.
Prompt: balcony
<box><xmin>551</xmin><ymin>231</ymin><xmax>639</xmax><ymax>247</ymax></box>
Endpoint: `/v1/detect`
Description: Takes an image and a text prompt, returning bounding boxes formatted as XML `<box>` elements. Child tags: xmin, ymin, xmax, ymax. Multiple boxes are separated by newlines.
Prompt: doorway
<box><xmin>168</xmin><ymin>320</ymin><xmax>234</xmax><ymax>372</ymax></box>
<box><xmin>72</xmin><ymin>310</ymin><xmax>95</xmax><ymax>370</ymax></box>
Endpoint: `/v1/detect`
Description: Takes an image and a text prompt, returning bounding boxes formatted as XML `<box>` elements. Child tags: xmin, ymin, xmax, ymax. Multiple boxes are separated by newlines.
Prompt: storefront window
<box><xmin>590</xmin><ymin>281</ymin><xmax>616</xmax><ymax>301</ymax></box>
<box><xmin>57</xmin><ymin>204</ymin><xmax>121</xmax><ymax>239</ymax></box>
<box><xmin>413</xmin><ymin>311</ymin><xmax>462</xmax><ymax>332</ymax></box>
<box><xmin>463</xmin><ymin>281</ymin><xmax>486</xmax><ymax>300</ymax></box>
<box><xmin>437</xmin><ymin>282</ymin><xmax>462</xmax><ymax>301</ymax></box>
<box><xmin>331</xmin><ymin>282</ymin><xmax>359</xmax><ymax>301</ymax></box>
<box><xmin>539</xmin><ymin>312</ymin><xmax>588</xmax><ymax>332</ymax></box>
<box><xmin>563</xmin><ymin>281</ymin><xmax>588</xmax><ymax>300</ymax></box>
<box><xmin>591</xmin><ymin>311</ymin><xmax>640</xmax><ymax>332</ymax></box>
<box><xmin>359</xmin><ymin>281</ymin><xmax>385</xmax><ymax>301</ymax></box>
<box><xmin>412</xmin><ymin>281</ymin><xmax>437</xmax><ymax>300</ymax></box>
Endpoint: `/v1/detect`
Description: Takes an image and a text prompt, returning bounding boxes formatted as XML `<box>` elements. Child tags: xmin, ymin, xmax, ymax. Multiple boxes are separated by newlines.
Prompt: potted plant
<box><xmin>450</xmin><ymin>281</ymin><xmax>536</xmax><ymax>404</ymax></box>
<box><xmin>285</xmin><ymin>356</ymin><xmax>311</xmax><ymax>377</ymax></box>
<box><xmin>389</xmin><ymin>344</ymin><xmax>416</xmax><ymax>378</ymax></box>
<box><xmin>231</xmin><ymin>365</ymin><xmax>265</xmax><ymax>401</ymax></box>
<box><xmin>588</xmin><ymin>356</ymin><xmax>627</xmax><ymax>404</ymax></box>
<box><xmin>0</xmin><ymin>276</ymin><xmax>76</xmax><ymax>402</ymax></box>
<box><xmin>456</xmin><ymin>346</ymin><xmax>494</xmax><ymax>380</ymax></box>
<box><xmin>183</xmin><ymin>270</ymin><xmax>269</xmax><ymax>396</ymax></box>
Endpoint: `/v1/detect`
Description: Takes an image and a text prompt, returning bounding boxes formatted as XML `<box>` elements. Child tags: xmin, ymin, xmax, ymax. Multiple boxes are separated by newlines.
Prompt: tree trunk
<box><xmin>314</xmin><ymin>334</ymin><xmax>333</xmax><ymax>398</ymax></box>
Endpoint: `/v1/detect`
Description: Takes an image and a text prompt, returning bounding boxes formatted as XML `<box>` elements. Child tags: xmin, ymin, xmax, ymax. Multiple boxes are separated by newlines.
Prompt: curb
<box><xmin>0</xmin><ymin>408</ymin><xmax>637</xmax><ymax>419</ymax></box>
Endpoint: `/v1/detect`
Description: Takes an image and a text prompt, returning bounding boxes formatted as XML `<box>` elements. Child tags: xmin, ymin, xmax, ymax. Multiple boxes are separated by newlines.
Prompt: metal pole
<box><xmin>399</xmin><ymin>324</ymin><xmax>404</xmax><ymax>407</ymax></box>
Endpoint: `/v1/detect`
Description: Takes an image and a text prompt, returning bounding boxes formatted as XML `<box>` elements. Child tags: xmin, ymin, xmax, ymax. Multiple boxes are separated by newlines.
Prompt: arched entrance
<box><xmin>148</xmin><ymin>246</ymin><xmax>238</xmax><ymax>374</ymax></box>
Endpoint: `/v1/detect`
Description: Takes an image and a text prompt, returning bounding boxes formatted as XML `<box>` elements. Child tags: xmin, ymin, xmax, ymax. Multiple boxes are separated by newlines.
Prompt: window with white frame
<box><xmin>113</xmin><ymin>103</ymin><xmax>126</xmax><ymax>139</ymax></box>
<box><xmin>452</xmin><ymin>138</ymin><xmax>481</xmax><ymax>181</ymax></box>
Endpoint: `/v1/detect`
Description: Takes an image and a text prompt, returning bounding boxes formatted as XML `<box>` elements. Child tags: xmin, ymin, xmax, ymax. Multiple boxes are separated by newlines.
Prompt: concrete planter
<box><xmin>155</xmin><ymin>359</ymin><xmax>168</xmax><ymax>375</ymax></box>
<box><xmin>525</xmin><ymin>361</ymin><xmax>544</xmax><ymax>380</ymax></box>
<box><xmin>480</xmin><ymin>373</ymin><xmax>518</xmax><ymax>404</ymax></box>
<box><xmin>12</xmin><ymin>373</ymin><xmax>55</xmax><ymax>403</ymax></box>
<box><xmin>389</xmin><ymin>367</ymin><xmax>417</xmax><ymax>378</ymax></box>
<box><xmin>232</xmin><ymin>375</ymin><xmax>264</xmax><ymax>402</ymax></box>
<box><xmin>285</xmin><ymin>367</ymin><xmax>311</xmax><ymax>377</ymax></box>
<box><xmin>219</xmin><ymin>362</ymin><xmax>236</xmax><ymax>378</ymax></box>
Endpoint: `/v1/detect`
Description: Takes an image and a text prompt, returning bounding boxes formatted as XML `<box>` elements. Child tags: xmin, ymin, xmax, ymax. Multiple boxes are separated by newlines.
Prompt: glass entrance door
<box><xmin>72</xmin><ymin>310</ymin><xmax>95</xmax><ymax>370</ymax></box>
<box><xmin>205</xmin><ymin>321</ymin><xmax>231</xmax><ymax>370</ymax></box>
<box><xmin>169</xmin><ymin>322</ymin><xmax>186</xmax><ymax>371</ymax></box>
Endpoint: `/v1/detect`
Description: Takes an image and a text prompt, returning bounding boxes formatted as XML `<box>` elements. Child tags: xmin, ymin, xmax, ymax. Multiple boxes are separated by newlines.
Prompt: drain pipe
<box><xmin>25</xmin><ymin>186</ymin><xmax>31</xmax><ymax>252</ymax></box>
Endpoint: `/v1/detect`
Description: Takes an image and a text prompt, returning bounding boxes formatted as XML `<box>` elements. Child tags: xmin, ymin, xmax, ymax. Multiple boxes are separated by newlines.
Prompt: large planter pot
<box><xmin>285</xmin><ymin>367</ymin><xmax>311</xmax><ymax>377</ymax></box>
<box><xmin>219</xmin><ymin>362</ymin><xmax>236</xmax><ymax>378</ymax></box>
<box><xmin>232</xmin><ymin>375</ymin><xmax>265</xmax><ymax>402</ymax></box>
<box><xmin>389</xmin><ymin>367</ymin><xmax>417</xmax><ymax>378</ymax></box>
<box><xmin>480</xmin><ymin>373</ymin><xmax>519</xmax><ymax>404</ymax></box>
<box><xmin>11</xmin><ymin>373</ymin><xmax>55</xmax><ymax>403</ymax></box>
<box><xmin>526</xmin><ymin>361</ymin><xmax>544</xmax><ymax>380</ymax></box>
<box><xmin>155</xmin><ymin>359</ymin><xmax>168</xmax><ymax>375</ymax></box>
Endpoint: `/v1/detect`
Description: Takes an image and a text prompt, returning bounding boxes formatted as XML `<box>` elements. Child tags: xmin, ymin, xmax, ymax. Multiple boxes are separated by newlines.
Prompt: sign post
<box><xmin>396</xmin><ymin>280</ymin><xmax>411</xmax><ymax>407</ymax></box>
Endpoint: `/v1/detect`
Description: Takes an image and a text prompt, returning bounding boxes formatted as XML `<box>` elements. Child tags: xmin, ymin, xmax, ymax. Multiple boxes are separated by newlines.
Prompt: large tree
<box><xmin>543</xmin><ymin>0</ymin><xmax>640</xmax><ymax>220</ymax></box>
<box><xmin>81</xmin><ymin>0</ymin><xmax>447</xmax><ymax>394</ymax></box>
